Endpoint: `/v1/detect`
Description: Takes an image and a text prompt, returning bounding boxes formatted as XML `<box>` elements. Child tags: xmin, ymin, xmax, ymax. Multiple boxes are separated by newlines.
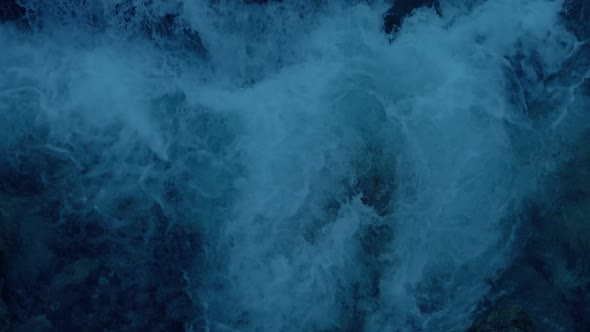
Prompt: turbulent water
<box><xmin>0</xmin><ymin>0</ymin><xmax>589</xmax><ymax>331</ymax></box>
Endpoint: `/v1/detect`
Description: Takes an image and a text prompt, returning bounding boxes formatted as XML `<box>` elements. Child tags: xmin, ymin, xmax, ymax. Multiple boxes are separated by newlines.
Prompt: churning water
<box><xmin>1</xmin><ymin>0</ymin><xmax>589</xmax><ymax>331</ymax></box>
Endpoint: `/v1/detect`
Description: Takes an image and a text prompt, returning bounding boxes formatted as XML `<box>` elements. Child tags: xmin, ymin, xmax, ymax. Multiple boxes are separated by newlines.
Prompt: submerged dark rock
<box><xmin>469</xmin><ymin>305</ymin><xmax>535</xmax><ymax>332</ymax></box>
<box><xmin>383</xmin><ymin>0</ymin><xmax>441</xmax><ymax>34</ymax></box>
<box><xmin>479</xmin><ymin>159</ymin><xmax>590</xmax><ymax>332</ymax></box>
<box><xmin>0</xmin><ymin>0</ymin><xmax>25</xmax><ymax>23</ymax></box>
<box><xmin>1</xmin><ymin>198</ymin><xmax>205</xmax><ymax>331</ymax></box>
<box><xmin>142</xmin><ymin>11</ymin><xmax>208</xmax><ymax>59</ymax></box>
<box><xmin>113</xmin><ymin>2</ymin><xmax>207</xmax><ymax>59</ymax></box>
<box><xmin>562</xmin><ymin>0</ymin><xmax>590</xmax><ymax>41</ymax></box>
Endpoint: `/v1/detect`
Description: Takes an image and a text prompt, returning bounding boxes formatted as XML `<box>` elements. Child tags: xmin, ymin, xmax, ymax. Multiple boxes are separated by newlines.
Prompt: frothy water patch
<box><xmin>1</xmin><ymin>0</ymin><xmax>590</xmax><ymax>331</ymax></box>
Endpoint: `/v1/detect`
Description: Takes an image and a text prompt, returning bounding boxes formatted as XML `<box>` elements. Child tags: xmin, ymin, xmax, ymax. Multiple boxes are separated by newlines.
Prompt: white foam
<box><xmin>0</xmin><ymin>0</ymin><xmax>586</xmax><ymax>330</ymax></box>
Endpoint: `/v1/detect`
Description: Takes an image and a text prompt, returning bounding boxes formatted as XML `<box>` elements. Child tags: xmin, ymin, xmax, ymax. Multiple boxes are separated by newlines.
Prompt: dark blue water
<box><xmin>0</xmin><ymin>0</ymin><xmax>589</xmax><ymax>331</ymax></box>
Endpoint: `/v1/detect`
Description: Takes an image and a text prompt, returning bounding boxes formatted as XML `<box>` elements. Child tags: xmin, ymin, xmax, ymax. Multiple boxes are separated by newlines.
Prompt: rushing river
<box><xmin>0</xmin><ymin>0</ymin><xmax>589</xmax><ymax>331</ymax></box>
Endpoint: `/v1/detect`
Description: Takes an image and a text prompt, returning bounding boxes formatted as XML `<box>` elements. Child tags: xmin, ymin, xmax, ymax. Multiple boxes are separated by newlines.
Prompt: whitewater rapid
<box><xmin>1</xmin><ymin>0</ymin><xmax>589</xmax><ymax>331</ymax></box>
